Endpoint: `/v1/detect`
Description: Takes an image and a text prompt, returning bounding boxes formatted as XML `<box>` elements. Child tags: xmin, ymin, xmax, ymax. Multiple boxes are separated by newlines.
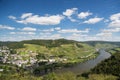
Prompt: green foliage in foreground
<box><xmin>0</xmin><ymin>63</ymin><xmax>118</xmax><ymax>80</ymax></box>
<box><xmin>0</xmin><ymin>71</ymin><xmax>118</xmax><ymax>80</ymax></box>
<box><xmin>43</xmin><ymin>72</ymin><xmax>118</xmax><ymax>80</ymax></box>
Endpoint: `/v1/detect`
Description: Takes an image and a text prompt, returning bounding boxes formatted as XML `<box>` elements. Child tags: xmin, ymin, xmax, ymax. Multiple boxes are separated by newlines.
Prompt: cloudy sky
<box><xmin>0</xmin><ymin>0</ymin><xmax>120</xmax><ymax>41</ymax></box>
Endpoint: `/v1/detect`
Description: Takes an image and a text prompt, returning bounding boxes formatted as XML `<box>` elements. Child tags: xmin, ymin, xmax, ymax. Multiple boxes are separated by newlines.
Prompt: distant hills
<box><xmin>84</xmin><ymin>41</ymin><xmax>120</xmax><ymax>47</ymax></box>
<box><xmin>0</xmin><ymin>39</ymin><xmax>120</xmax><ymax>49</ymax></box>
<box><xmin>82</xmin><ymin>41</ymin><xmax>120</xmax><ymax>49</ymax></box>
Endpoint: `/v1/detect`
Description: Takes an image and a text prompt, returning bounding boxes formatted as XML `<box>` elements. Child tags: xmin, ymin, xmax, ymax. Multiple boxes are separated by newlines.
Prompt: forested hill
<box><xmin>21</xmin><ymin>39</ymin><xmax>77</xmax><ymax>47</ymax></box>
<box><xmin>0</xmin><ymin>39</ymin><xmax>120</xmax><ymax>49</ymax></box>
<box><xmin>0</xmin><ymin>39</ymin><xmax>77</xmax><ymax>49</ymax></box>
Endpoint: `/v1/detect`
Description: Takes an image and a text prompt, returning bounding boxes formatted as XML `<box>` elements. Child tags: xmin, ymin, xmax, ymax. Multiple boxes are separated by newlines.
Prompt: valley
<box><xmin>0</xmin><ymin>39</ymin><xmax>120</xmax><ymax>80</ymax></box>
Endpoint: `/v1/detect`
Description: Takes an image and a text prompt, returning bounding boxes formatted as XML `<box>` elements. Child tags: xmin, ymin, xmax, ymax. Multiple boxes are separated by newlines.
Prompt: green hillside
<box><xmin>16</xmin><ymin>42</ymin><xmax>97</xmax><ymax>63</ymax></box>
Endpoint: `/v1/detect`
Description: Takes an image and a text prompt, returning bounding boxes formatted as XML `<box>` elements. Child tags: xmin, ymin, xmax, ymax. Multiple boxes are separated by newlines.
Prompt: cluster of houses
<box><xmin>0</xmin><ymin>46</ymin><xmax>67</xmax><ymax>68</ymax></box>
<box><xmin>0</xmin><ymin>46</ymin><xmax>38</xmax><ymax>67</ymax></box>
<box><xmin>0</xmin><ymin>46</ymin><xmax>10</xmax><ymax>63</ymax></box>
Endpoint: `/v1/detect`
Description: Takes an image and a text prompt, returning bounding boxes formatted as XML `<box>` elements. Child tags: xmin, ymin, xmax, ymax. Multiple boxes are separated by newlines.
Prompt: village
<box><xmin>0</xmin><ymin>46</ymin><xmax>67</xmax><ymax>68</ymax></box>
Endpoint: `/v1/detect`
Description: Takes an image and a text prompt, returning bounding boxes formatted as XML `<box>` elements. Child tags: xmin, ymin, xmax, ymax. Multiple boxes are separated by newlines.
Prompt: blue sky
<box><xmin>0</xmin><ymin>0</ymin><xmax>120</xmax><ymax>41</ymax></box>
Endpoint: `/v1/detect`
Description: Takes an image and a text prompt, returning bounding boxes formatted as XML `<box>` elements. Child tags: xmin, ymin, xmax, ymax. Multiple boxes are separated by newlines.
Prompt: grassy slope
<box><xmin>16</xmin><ymin>43</ymin><xmax>97</xmax><ymax>63</ymax></box>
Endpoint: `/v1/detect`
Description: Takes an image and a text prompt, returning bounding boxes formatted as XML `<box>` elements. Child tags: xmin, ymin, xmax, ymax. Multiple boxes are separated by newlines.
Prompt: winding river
<box><xmin>55</xmin><ymin>49</ymin><xmax>111</xmax><ymax>74</ymax></box>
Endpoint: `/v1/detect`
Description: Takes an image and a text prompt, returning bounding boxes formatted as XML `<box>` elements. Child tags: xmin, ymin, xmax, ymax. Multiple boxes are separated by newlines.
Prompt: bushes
<box><xmin>42</xmin><ymin>73</ymin><xmax>59</xmax><ymax>80</ymax></box>
<box><xmin>42</xmin><ymin>72</ymin><xmax>76</xmax><ymax>80</ymax></box>
<box><xmin>0</xmin><ymin>70</ymin><xmax>118</xmax><ymax>80</ymax></box>
<box><xmin>0</xmin><ymin>73</ymin><xmax>42</xmax><ymax>80</ymax></box>
<box><xmin>88</xmin><ymin>74</ymin><xmax>118</xmax><ymax>80</ymax></box>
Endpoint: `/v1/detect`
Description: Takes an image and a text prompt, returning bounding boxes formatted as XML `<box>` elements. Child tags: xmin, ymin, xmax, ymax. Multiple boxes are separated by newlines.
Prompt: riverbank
<box><xmin>30</xmin><ymin>49</ymin><xmax>110</xmax><ymax>76</ymax></box>
<box><xmin>53</xmin><ymin>49</ymin><xmax>111</xmax><ymax>74</ymax></box>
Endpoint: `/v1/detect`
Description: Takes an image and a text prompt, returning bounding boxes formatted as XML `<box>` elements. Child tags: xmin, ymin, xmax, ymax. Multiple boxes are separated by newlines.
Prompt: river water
<box><xmin>55</xmin><ymin>49</ymin><xmax>111</xmax><ymax>74</ymax></box>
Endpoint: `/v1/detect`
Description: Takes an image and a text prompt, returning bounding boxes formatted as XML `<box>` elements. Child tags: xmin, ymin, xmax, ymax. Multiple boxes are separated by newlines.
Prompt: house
<box><xmin>39</xmin><ymin>59</ymin><xmax>48</xmax><ymax>62</ymax></box>
<box><xmin>0</xmin><ymin>69</ymin><xmax>3</xmax><ymax>72</ymax></box>
<box><xmin>48</xmin><ymin>59</ymin><xmax>56</xmax><ymax>63</ymax></box>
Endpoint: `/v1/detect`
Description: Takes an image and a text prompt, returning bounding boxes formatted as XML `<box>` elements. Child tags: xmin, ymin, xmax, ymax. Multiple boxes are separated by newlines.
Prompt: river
<box><xmin>55</xmin><ymin>49</ymin><xmax>111</xmax><ymax>74</ymax></box>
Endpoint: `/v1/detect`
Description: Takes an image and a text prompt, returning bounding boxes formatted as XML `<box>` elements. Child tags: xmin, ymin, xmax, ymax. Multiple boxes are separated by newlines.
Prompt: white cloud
<box><xmin>39</xmin><ymin>28</ymin><xmax>54</xmax><ymax>32</ymax></box>
<box><xmin>55</xmin><ymin>27</ymin><xmax>61</xmax><ymax>30</ymax></box>
<box><xmin>10</xmin><ymin>32</ymin><xmax>16</xmax><ymax>34</ymax></box>
<box><xmin>109</xmin><ymin>13</ymin><xmax>120</xmax><ymax>28</ymax></box>
<box><xmin>99</xmin><ymin>13</ymin><xmax>120</xmax><ymax>37</ymax></box>
<box><xmin>102</xmin><ymin>28</ymin><xmax>120</xmax><ymax>33</ymax></box>
<box><xmin>21</xmin><ymin>27</ymin><xmax>36</xmax><ymax>31</ymax></box>
<box><xmin>66</xmin><ymin>33</ymin><xmax>89</xmax><ymax>41</ymax></box>
<box><xmin>10</xmin><ymin>32</ymin><xmax>35</xmax><ymax>35</ymax></box>
<box><xmin>78</xmin><ymin>11</ymin><xmax>92</xmax><ymax>19</ymax></box>
<box><xmin>40</xmin><ymin>32</ymin><xmax>51</xmax><ymax>35</ymax></box>
<box><xmin>63</xmin><ymin>8</ymin><xmax>78</xmax><ymax>17</ymax></box>
<box><xmin>96</xmin><ymin>28</ymin><xmax>120</xmax><ymax>38</ymax></box>
<box><xmin>8</xmin><ymin>16</ymin><xmax>16</xmax><ymax>20</ymax></box>
<box><xmin>83</xmin><ymin>17</ymin><xmax>103</xmax><ymax>24</ymax></box>
<box><xmin>58</xmin><ymin>28</ymin><xmax>90</xmax><ymax>33</ymax></box>
<box><xmin>39</xmin><ymin>34</ymin><xmax>63</xmax><ymax>40</ymax></box>
<box><xmin>16</xmin><ymin>13</ymin><xmax>64</xmax><ymax>25</ymax></box>
<box><xmin>68</xmin><ymin>17</ymin><xmax>77</xmax><ymax>22</ymax></box>
<box><xmin>77</xmin><ymin>35</ymin><xmax>118</xmax><ymax>41</ymax></box>
<box><xmin>49</xmin><ymin>34</ymin><xmax>63</xmax><ymax>39</ymax></box>
<box><xmin>21</xmin><ymin>32</ymin><xmax>36</xmax><ymax>35</ymax></box>
<box><xmin>104</xmin><ymin>19</ymin><xmax>109</xmax><ymax>23</ymax></box>
<box><xmin>21</xmin><ymin>13</ymin><xmax>33</xmax><ymax>19</ymax></box>
<box><xmin>97</xmin><ymin>13</ymin><xmax>120</xmax><ymax>40</ymax></box>
<box><xmin>0</xmin><ymin>25</ymin><xmax>15</xmax><ymax>30</ymax></box>
<box><xmin>110</xmin><ymin>13</ymin><xmax>120</xmax><ymax>21</ymax></box>
<box><xmin>72</xmin><ymin>33</ymin><xmax>88</xmax><ymax>37</ymax></box>
<box><xmin>96</xmin><ymin>32</ymin><xmax>112</xmax><ymax>37</ymax></box>
<box><xmin>63</xmin><ymin>8</ymin><xmax>78</xmax><ymax>22</ymax></box>
<box><xmin>109</xmin><ymin>20</ymin><xmax>120</xmax><ymax>27</ymax></box>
